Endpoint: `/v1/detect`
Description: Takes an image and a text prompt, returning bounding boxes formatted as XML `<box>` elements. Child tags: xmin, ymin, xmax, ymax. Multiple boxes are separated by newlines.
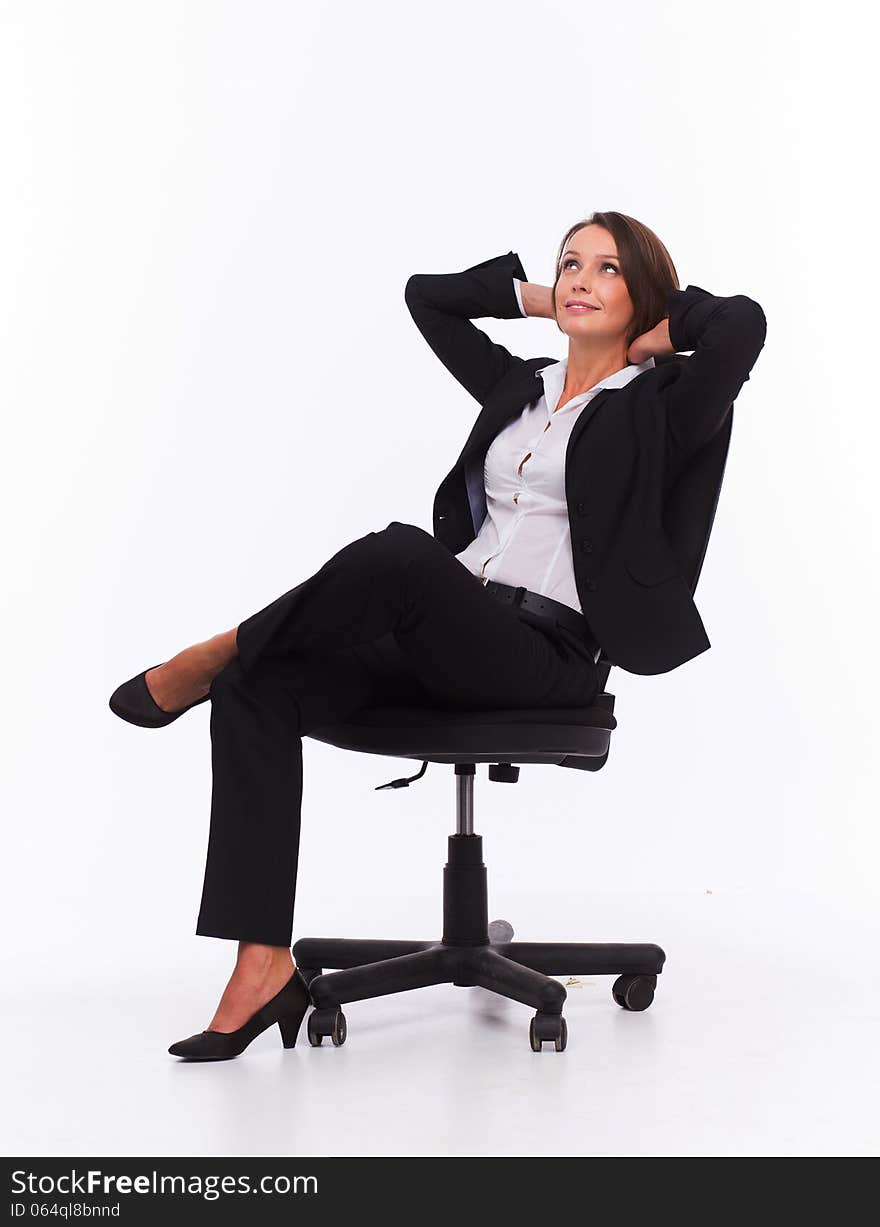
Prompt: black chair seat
<box><xmin>309</xmin><ymin>701</ymin><xmax>617</xmax><ymax>764</ymax></box>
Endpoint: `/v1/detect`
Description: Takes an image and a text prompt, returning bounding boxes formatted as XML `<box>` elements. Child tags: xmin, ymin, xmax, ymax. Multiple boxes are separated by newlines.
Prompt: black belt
<box><xmin>480</xmin><ymin>578</ymin><xmax>602</xmax><ymax>662</ymax></box>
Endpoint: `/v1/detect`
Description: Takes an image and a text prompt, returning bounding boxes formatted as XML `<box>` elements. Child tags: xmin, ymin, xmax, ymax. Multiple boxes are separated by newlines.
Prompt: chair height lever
<box><xmin>375</xmin><ymin>760</ymin><xmax>429</xmax><ymax>791</ymax></box>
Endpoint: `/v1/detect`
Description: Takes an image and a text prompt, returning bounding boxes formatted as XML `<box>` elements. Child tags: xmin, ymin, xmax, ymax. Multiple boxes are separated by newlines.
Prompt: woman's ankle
<box><xmin>235</xmin><ymin>941</ymin><xmax>294</xmax><ymax>970</ymax></box>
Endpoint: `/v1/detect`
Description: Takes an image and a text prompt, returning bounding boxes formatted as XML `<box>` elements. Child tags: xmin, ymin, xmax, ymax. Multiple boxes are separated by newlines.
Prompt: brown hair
<box><xmin>552</xmin><ymin>212</ymin><xmax>679</xmax><ymax>347</ymax></box>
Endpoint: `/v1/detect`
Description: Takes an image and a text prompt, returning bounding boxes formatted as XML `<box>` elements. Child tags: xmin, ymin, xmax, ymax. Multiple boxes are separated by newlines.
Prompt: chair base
<box><xmin>293</xmin><ymin>933</ymin><xmax>665</xmax><ymax>1013</ymax></box>
<box><xmin>292</xmin><ymin>833</ymin><xmax>666</xmax><ymax>1050</ymax></box>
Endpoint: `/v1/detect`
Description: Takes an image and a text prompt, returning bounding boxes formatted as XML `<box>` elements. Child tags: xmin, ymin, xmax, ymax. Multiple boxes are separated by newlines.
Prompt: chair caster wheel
<box><xmin>297</xmin><ymin>966</ymin><xmax>323</xmax><ymax>988</ymax></box>
<box><xmin>529</xmin><ymin>1012</ymin><xmax>567</xmax><ymax>1052</ymax></box>
<box><xmin>612</xmin><ymin>974</ymin><xmax>657</xmax><ymax>1011</ymax></box>
<box><xmin>488</xmin><ymin>919</ymin><xmax>514</xmax><ymax>944</ymax></box>
<box><xmin>307</xmin><ymin>1007</ymin><xmax>347</xmax><ymax>1047</ymax></box>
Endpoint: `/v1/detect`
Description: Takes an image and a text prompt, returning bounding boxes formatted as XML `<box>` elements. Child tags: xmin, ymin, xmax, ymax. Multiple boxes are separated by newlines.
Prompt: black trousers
<box><xmin>195</xmin><ymin>522</ymin><xmax>601</xmax><ymax>946</ymax></box>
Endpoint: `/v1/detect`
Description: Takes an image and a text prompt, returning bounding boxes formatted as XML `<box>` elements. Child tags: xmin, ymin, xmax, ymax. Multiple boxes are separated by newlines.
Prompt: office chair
<box><xmin>296</xmin><ymin>389</ymin><xmax>733</xmax><ymax>1052</ymax></box>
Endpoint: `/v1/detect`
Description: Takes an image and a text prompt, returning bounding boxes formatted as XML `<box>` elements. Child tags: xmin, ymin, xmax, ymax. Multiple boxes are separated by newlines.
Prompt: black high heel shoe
<box><xmin>168</xmin><ymin>968</ymin><xmax>313</xmax><ymax>1061</ymax></box>
<box><xmin>109</xmin><ymin>663</ymin><xmax>211</xmax><ymax>728</ymax></box>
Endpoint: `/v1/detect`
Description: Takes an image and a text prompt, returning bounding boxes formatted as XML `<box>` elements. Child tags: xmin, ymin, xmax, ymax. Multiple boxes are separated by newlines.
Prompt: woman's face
<box><xmin>554</xmin><ymin>225</ymin><xmax>634</xmax><ymax>345</ymax></box>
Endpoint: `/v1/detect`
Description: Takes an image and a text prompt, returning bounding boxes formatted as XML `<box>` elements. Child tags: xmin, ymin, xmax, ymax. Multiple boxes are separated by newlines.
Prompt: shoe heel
<box><xmin>279</xmin><ymin>1011</ymin><xmax>306</xmax><ymax>1048</ymax></box>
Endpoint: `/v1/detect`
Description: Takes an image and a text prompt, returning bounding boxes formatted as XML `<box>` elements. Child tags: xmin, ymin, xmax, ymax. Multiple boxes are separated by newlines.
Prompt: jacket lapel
<box><xmin>567</xmin><ymin>385</ymin><xmax>617</xmax><ymax>451</ymax></box>
<box><xmin>457</xmin><ymin>360</ymin><xmax>616</xmax><ymax>466</ymax></box>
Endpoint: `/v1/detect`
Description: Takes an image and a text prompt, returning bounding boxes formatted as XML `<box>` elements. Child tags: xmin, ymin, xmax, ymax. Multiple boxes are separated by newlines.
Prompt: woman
<box><xmin>109</xmin><ymin>211</ymin><xmax>767</xmax><ymax>1060</ymax></box>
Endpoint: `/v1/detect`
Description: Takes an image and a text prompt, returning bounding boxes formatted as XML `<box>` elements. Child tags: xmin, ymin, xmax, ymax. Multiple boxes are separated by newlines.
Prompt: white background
<box><xmin>1</xmin><ymin>0</ymin><xmax>877</xmax><ymax>1157</ymax></box>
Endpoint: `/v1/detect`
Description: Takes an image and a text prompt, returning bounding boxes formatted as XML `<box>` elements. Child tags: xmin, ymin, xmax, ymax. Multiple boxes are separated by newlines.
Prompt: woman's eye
<box><xmin>563</xmin><ymin>259</ymin><xmax>619</xmax><ymax>274</ymax></box>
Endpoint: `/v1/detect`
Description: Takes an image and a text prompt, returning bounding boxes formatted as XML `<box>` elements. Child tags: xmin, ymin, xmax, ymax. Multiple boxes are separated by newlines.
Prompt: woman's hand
<box><xmin>519</xmin><ymin>281</ymin><xmax>556</xmax><ymax>320</ymax></box>
<box><xmin>627</xmin><ymin>316</ymin><xmax>675</xmax><ymax>365</ymax></box>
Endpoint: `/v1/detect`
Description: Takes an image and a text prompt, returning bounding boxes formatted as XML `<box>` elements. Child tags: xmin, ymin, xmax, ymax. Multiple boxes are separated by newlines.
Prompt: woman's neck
<box><xmin>561</xmin><ymin>343</ymin><xmax>630</xmax><ymax>401</ymax></box>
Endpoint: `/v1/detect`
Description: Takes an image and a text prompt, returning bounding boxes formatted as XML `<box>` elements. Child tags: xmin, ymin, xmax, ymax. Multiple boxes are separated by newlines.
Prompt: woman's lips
<box><xmin>566</xmin><ymin>304</ymin><xmax>598</xmax><ymax>312</ymax></box>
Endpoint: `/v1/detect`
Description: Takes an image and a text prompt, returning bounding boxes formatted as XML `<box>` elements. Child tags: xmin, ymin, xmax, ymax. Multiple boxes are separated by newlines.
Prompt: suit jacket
<box><xmin>404</xmin><ymin>250</ymin><xmax>767</xmax><ymax>676</ymax></box>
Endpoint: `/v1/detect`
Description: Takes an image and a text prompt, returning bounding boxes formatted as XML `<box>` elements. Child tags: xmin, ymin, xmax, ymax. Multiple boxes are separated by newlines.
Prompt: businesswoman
<box><xmin>109</xmin><ymin>211</ymin><xmax>767</xmax><ymax>1060</ymax></box>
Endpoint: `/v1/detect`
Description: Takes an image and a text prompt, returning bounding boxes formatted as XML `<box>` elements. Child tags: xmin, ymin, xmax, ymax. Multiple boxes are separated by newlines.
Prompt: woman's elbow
<box><xmin>734</xmin><ymin>295</ymin><xmax>768</xmax><ymax>345</ymax></box>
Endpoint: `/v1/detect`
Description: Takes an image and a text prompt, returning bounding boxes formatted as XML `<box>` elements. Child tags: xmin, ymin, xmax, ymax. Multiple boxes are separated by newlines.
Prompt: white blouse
<box><xmin>454</xmin><ymin>278</ymin><xmax>655</xmax><ymax>615</ymax></box>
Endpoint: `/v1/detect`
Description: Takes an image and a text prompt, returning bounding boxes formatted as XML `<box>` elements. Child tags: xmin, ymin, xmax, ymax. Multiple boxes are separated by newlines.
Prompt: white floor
<box><xmin>4</xmin><ymin>889</ymin><xmax>877</xmax><ymax>1158</ymax></box>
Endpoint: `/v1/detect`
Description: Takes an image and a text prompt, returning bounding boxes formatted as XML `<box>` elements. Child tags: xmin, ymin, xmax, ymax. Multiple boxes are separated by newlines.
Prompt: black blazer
<box><xmin>404</xmin><ymin>250</ymin><xmax>767</xmax><ymax>676</ymax></box>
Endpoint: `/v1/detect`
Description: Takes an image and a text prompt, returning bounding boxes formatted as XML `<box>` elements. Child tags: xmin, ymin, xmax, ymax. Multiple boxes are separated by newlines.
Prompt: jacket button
<box><xmin>581</xmin><ymin>539</ymin><xmax>593</xmax><ymax>553</ymax></box>
<box><xmin>584</xmin><ymin>579</ymin><xmax>597</xmax><ymax>591</ymax></box>
<box><xmin>576</xmin><ymin>501</ymin><xmax>588</xmax><ymax>515</ymax></box>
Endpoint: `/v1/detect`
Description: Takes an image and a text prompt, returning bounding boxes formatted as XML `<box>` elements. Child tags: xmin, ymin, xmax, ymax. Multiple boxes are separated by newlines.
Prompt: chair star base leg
<box><xmin>493</xmin><ymin>941</ymin><xmax>666</xmax><ymax>977</ymax></box>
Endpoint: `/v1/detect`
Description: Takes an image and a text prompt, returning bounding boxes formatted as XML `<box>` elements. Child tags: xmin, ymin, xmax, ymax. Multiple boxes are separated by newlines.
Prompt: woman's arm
<box><xmin>629</xmin><ymin>285</ymin><xmax>767</xmax><ymax>462</ymax></box>
<box><xmin>404</xmin><ymin>251</ymin><xmax>531</xmax><ymax>406</ymax></box>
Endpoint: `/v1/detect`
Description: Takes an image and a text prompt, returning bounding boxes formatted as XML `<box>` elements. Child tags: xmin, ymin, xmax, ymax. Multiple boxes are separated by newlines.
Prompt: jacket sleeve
<box><xmin>663</xmin><ymin>284</ymin><xmax>768</xmax><ymax>462</ymax></box>
<box><xmin>404</xmin><ymin>250</ymin><xmax>530</xmax><ymax>405</ymax></box>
